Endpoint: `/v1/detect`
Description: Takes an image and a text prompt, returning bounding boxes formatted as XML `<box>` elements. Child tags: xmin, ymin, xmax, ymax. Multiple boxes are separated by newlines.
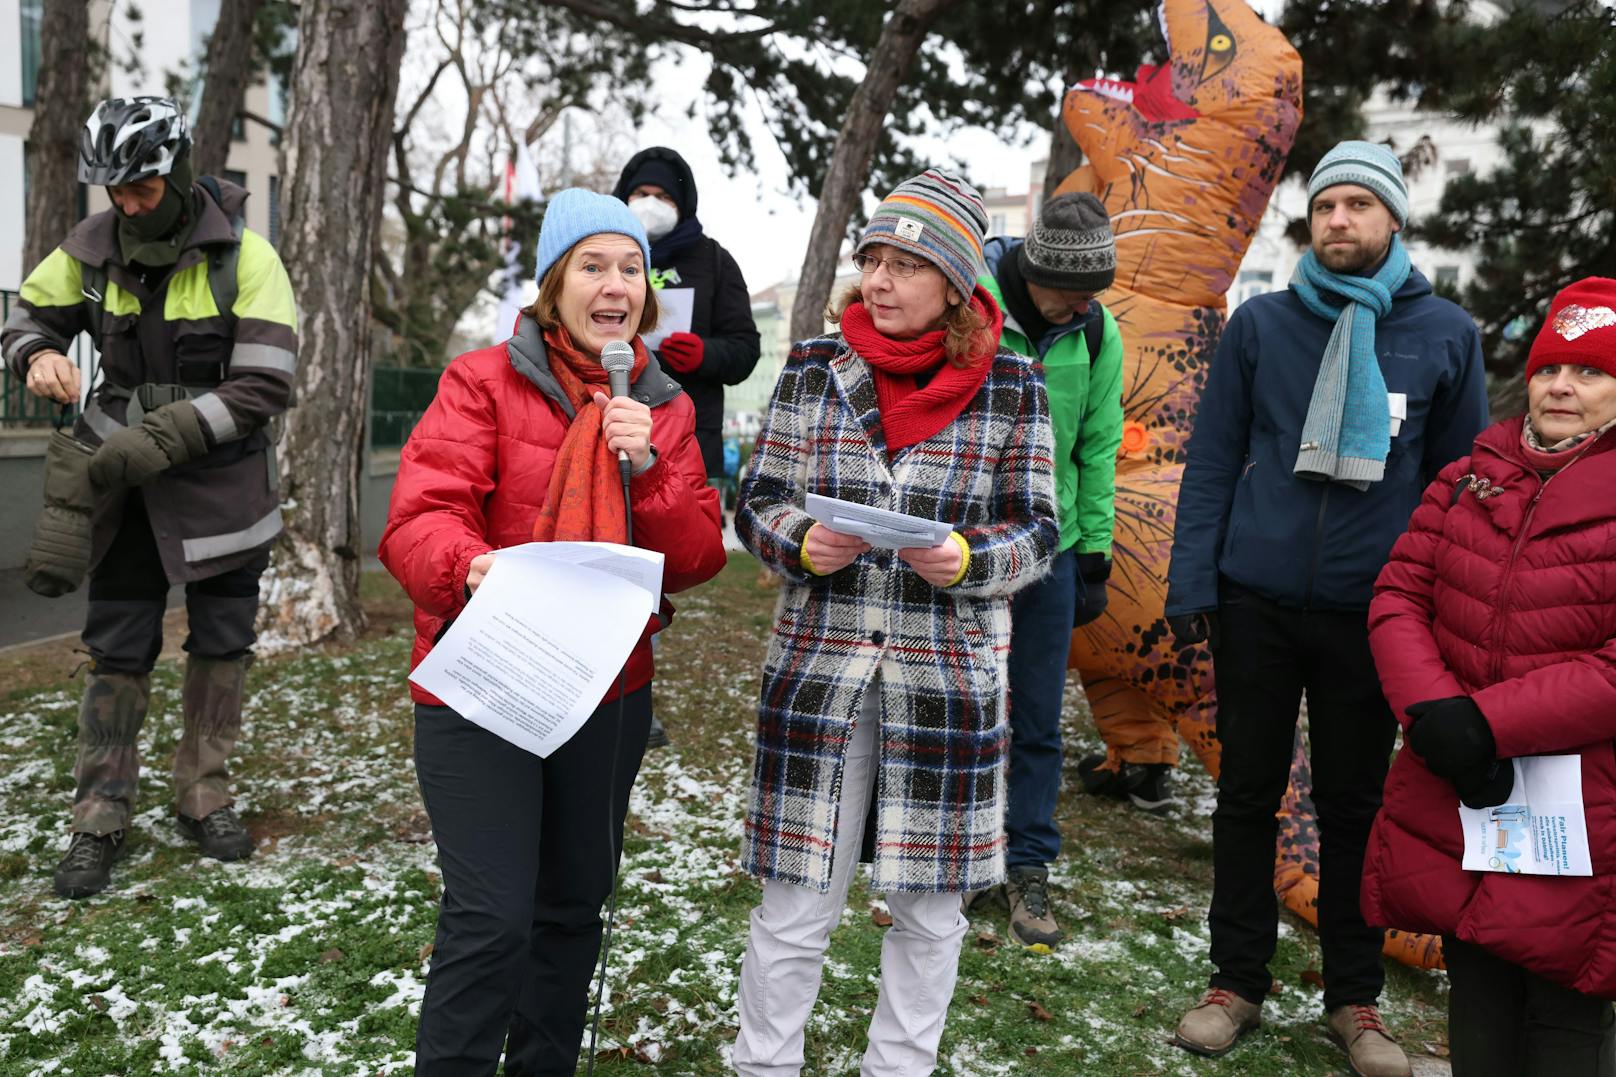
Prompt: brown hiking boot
<box><xmin>1173</xmin><ymin>987</ymin><xmax>1262</xmax><ymax>1057</ymax></box>
<box><xmin>1326</xmin><ymin>1004</ymin><xmax>1411</xmax><ymax>1077</ymax></box>
<box><xmin>1005</xmin><ymin>866</ymin><xmax>1062</xmax><ymax>951</ymax></box>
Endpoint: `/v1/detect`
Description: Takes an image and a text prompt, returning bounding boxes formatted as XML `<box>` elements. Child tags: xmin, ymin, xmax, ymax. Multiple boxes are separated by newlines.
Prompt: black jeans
<box><xmin>1445</xmin><ymin>937</ymin><xmax>1616</xmax><ymax>1076</ymax></box>
<box><xmin>1207</xmin><ymin>581</ymin><xmax>1397</xmax><ymax>1011</ymax></box>
<box><xmin>412</xmin><ymin>685</ymin><xmax>652</xmax><ymax>1076</ymax></box>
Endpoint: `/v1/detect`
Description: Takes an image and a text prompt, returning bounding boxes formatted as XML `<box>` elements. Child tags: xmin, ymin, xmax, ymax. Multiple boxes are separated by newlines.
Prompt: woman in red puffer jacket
<box><xmin>378</xmin><ymin>188</ymin><xmax>725</xmax><ymax>1074</ymax></box>
<box><xmin>1364</xmin><ymin>278</ymin><xmax>1616</xmax><ymax>1075</ymax></box>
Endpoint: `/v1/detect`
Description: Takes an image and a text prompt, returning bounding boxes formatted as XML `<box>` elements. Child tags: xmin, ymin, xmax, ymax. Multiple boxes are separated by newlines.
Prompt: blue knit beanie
<box><xmin>533</xmin><ymin>187</ymin><xmax>651</xmax><ymax>285</ymax></box>
<box><xmin>1307</xmin><ymin>140</ymin><xmax>1409</xmax><ymax>227</ymax></box>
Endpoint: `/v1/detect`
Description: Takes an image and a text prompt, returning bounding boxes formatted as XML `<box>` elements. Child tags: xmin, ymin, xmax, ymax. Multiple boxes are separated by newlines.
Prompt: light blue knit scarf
<box><xmin>1290</xmin><ymin>235</ymin><xmax>1411</xmax><ymax>490</ymax></box>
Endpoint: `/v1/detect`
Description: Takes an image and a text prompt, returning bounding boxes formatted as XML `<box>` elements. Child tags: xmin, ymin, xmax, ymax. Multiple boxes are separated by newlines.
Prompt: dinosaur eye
<box><xmin>1210</xmin><ymin>33</ymin><xmax>1232</xmax><ymax>51</ymax></box>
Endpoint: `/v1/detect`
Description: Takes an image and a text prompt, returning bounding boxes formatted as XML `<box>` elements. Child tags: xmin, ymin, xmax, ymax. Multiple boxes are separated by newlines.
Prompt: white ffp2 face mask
<box><xmin>630</xmin><ymin>196</ymin><xmax>678</xmax><ymax>242</ymax></box>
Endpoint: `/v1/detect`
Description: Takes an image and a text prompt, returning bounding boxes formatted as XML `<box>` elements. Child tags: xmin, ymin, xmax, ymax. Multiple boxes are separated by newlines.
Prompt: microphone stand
<box><xmin>584</xmin><ymin>444</ymin><xmax>636</xmax><ymax>1074</ymax></box>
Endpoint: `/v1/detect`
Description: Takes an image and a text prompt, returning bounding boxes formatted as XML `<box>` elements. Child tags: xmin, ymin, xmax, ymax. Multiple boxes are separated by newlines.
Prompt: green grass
<box><xmin>0</xmin><ymin>555</ymin><xmax>1449</xmax><ymax>1074</ymax></box>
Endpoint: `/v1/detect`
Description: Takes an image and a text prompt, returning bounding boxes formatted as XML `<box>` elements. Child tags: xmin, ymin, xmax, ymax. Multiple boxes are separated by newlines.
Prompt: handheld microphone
<box><xmin>599</xmin><ymin>340</ymin><xmax>635</xmax><ymax>483</ymax></box>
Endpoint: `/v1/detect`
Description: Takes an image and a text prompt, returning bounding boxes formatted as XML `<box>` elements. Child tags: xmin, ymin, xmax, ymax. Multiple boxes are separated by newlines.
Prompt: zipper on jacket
<box><xmin>1302</xmin><ymin>485</ymin><xmax>1331</xmax><ymax>609</ymax></box>
<box><xmin>1488</xmin><ymin>475</ymin><xmax>1547</xmax><ymax>685</ymax></box>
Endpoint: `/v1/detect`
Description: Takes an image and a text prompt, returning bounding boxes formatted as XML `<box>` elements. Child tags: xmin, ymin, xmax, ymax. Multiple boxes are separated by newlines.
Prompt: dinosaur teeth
<box><xmin>1080</xmin><ymin>78</ymin><xmax>1136</xmax><ymax>104</ymax></box>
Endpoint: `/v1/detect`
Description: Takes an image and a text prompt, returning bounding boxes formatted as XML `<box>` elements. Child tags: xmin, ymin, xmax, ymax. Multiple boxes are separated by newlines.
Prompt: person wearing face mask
<box><xmin>1363</xmin><ymin>278</ymin><xmax>1616</xmax><ymax>1076</ymax></box>
<box><xmin>612</xmin><ymin>146</ymin><xmax>761</xmax><ymax>749</ymax></box>
<box><xmin>2</xmin><ymin>96</ymin><xmax>298</xmax><ymax>900</ymax></box>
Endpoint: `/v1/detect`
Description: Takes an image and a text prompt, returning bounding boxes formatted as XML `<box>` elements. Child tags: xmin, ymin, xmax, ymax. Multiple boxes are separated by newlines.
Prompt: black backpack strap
<box><xmin>197</xmin><ymin>175</ymin><xmax>244</xmax><ymax>327</ymax></box>
<box><xmin>1083</xmin><ymin>300</ymin><xmax>1106</xmax><ymax>362</ymax></box>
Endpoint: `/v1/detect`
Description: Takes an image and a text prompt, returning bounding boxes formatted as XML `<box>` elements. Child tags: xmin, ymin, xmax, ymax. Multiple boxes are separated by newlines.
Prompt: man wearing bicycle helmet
<box><xmin>2</xmin><ymin>96</ymin><xmax>298</xmax><ymax>898</ymax></box>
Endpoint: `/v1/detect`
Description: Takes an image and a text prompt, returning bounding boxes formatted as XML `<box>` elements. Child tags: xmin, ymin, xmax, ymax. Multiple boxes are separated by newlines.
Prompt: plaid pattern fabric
<box><xmin>736</xmin><ymin>333</ymin><xmax>1058</xmax><ymax>894</ymax></box>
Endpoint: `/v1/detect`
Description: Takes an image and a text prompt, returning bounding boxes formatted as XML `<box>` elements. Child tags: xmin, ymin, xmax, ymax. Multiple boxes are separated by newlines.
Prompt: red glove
<box><xmin>659</xmin><ymin>332</ymin><xmax>704</xmax><ymax>373</ymax></box>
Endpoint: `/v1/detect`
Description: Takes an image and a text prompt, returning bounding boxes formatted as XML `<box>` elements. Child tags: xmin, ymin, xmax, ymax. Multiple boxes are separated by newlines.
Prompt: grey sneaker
<box><xmin>1173</xmin><ymin>987</ymin><xmax>1262</xmax><ymax>1057</ymax></box>
<box><xmin>1326</xmin><ymin>1004</ymin><xmax>1412</xmax><ymax>1077</ymax></box>
<box><xmin>177</xmin><ymin>806</ymin><xmax>254</xmax><ymax>861</ymax></box>
<box><xmin>53</xmin><ymin>830</ymin><xmax>128</xmax><ymax>899</ymax></box>
<box><xmin>1005</xmin><ymin>866</ymin><xmax>1062</xmax><ymax>951</ymax></box>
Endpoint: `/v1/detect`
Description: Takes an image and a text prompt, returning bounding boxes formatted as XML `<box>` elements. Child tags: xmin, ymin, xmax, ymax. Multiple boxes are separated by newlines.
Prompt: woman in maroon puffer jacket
<box><xmin>1364</xmin><ymin>278</ymin><xmax>1616</xmax><ymax>1075</ymax></box>
<box><xmin>379</xmin><ymin>188</ymin><xmax>725</xmax><ymax>1074</ymax></box>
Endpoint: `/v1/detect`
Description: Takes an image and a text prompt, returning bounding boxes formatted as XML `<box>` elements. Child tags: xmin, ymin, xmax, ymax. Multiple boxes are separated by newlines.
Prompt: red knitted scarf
<box><xmin>530</xmin><ymin>324</ymin><xmax>650</xmax><ymax>544</ymax></box>
<box><xmin>839</xmin><ymin>285</ymin><xmax>1003</xmax><ymax>457</ymax></box>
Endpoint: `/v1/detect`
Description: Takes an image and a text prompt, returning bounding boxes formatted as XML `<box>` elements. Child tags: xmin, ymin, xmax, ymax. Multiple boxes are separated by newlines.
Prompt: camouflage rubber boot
<box><xmin>69</xmin><ymin>671</ymin><xmax>152</xmax><ymax>837</ymax></box>
<box><xmin>173</xmin><ymin>656</ymin><xmax>252</xmax><ymax>860</ymax></box>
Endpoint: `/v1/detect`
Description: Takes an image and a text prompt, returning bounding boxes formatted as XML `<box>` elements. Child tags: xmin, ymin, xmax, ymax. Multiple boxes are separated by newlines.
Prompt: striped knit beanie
<box><xmin>856</xmin><ymin>168</ymin><xmax>988</xmax><ymax>299</ymax></box>
<box><xmin>1020</xmin><ymin>192</ymin><xmax>1115</xmax><ymax>292</ymax></box>
<box><xmin>1308</xmin><ymin>140</ymin><xmax>1409</xmax><ymax>227</ymax></box>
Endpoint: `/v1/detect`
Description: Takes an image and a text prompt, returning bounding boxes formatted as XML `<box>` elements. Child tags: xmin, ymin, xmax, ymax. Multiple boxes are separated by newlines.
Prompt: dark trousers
<box><xmin>1207</xmin><ymin>581</ymin><xmax>1397</xmax><ymax>1011</ymax></box>
<box><xmin>1005</xmin><ymin>548</ymin><xmax>1077</xmax><ymax>869</ymax></box>
<box><xmin>85</xmin><ymin>492</ymin><xmax>265</xmax><ymax>673</ymax></box>
<box><xmin>1445</xmin><ymin>937</ymin><xmax>1616</xmax><ymax>1077</ymax></box>
<box><xmin>412</xmin><ymin>686</ymin><xmax>653</xmax><ymax>1076</ymax></box>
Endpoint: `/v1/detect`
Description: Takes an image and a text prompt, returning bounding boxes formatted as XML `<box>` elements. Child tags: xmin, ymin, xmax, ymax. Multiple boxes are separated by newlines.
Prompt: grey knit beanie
<box><xmin>1307</xmin><ymin>140</ymin><xmax>1409</xmax><ymax>227</ymax></box>
<box><xmin>1019</xmin><ymin>193</ymin><xmax>1116</xmax><ymax>292</ymax></box>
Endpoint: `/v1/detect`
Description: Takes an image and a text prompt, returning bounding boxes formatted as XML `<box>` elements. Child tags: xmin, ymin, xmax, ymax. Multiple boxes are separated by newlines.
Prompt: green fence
<box><xmin>371</xmin><ymin>365</ymin><xmax>443</xmax><ymax>450</ymax></box>
<box><xmin>0</xmin><ymin>289</ymin><xmax>95</xmax><ymax>428</ymax></box>
<box><xmin>1</xmin><ymin>288</ymin><xmax>444</xmax><ymax>448</ymax></box>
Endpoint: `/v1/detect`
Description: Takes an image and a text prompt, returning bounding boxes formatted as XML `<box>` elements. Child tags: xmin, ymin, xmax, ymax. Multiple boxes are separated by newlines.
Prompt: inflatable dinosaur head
<box><xmin>1060</xmin><ymin>0</ymin><xmax>1302</xmax><ymax>305</ymax></box>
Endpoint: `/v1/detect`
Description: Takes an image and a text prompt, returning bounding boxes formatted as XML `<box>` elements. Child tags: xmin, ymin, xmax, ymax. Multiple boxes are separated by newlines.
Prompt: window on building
<box><xmin>1236</xmin><ymin>268</ymin><xmax>1274</xmax><ymax>306</ymax></box>
<box><xmin>268</xmin><ymin>176</ymin><xmax>282</xmax><ymax>247</ymax></box>
<box><xmin>224</xmin><ymin>169</ymin><xmax>249</xmax><ymax>191</ymax></box>
<box><xmin>989</xmin><ymin>213</ymin><xmax>1007</xmax><ymax>237</ymax></box>
<box><xmin>1444</xmin><ymin>158</ymin><xmax>1471</xmax><ymax>176</ymax></box>
<box><xmin>20</xmin><ymin>0</ymin><xmax>43</xmax><ymax>107</ymax></box>
<box><xmin>1435</xmin><ymin>265</ymin><xmax>1460</xmax><ymax>290</ymax></box>
<box><xmin>231</xmin><ymin>114</ymin><xmax>246</xmax><ymax>142</ymax></box>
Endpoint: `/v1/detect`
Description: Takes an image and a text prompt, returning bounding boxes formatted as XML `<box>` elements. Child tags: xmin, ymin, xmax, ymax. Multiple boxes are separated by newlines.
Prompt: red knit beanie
<box><xmin>1526</xmin><ymin>277</ymin><xmax>1616</xmax><ymax>380</ymax></box>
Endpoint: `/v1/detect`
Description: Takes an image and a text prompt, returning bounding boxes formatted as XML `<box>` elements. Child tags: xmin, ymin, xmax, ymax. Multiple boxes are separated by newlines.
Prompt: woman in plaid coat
<box><xmin>731</xmin><ymin>170</ymin><xmax>1059</xmax><ymax>1076</ymax></box>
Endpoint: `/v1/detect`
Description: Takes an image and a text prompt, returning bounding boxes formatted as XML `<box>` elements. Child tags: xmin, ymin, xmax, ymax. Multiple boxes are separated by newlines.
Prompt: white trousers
<box><xmin>733</xmin><ymin>690</ymin><xmax>969</xmax><ymax>1076</ymax></box>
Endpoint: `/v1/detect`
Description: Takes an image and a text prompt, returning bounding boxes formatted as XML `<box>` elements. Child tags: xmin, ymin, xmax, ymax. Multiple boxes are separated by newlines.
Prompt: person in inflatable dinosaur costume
<box><xmin>1056</xmin><ymin>0</ymin><xmax>1444</xmax><ymax>975</ymax></box>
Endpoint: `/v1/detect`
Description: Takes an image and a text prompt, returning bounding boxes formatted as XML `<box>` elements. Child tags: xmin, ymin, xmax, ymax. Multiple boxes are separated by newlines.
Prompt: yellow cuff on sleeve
<box><xmin>801</xmin><ymin>526</ymin><xmax>825</xmax><ymax>575</ymax></box>
<box><xmin>944</xmin><ymin>531</ymin><xmax>970</xmax><ymax>587</ymax></box>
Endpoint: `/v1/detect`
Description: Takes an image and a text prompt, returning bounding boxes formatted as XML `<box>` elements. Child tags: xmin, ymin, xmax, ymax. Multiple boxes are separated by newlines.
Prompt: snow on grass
<box><xmin>0</xmin><ymin>559</ymin><xmax>1449</xmax><ymax>1074</ymax></box>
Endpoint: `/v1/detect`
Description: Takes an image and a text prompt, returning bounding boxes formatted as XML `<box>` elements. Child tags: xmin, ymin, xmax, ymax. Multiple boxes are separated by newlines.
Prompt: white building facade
<box><xmin>0</xmin><ymin>0</ymin><xmax>285</xmax><ymax>293</ymax></box>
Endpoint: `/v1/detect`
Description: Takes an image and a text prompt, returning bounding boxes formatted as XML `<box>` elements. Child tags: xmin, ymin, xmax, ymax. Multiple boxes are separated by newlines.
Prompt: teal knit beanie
<box><xmin>534</xmin><ymin>188</ymin><xmax>651</xmax><ymax>285</ymax></box>
<box><xmin>1308</xmin><ymin>140</ymin><xmax>1409</xmax><ymax>227</ymax></box>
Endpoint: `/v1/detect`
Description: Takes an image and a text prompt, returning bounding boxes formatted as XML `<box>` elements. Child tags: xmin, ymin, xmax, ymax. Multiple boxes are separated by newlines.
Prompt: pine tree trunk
<box><xmin>788</xmin><ymin>0</ymin><xmax>957</xmax><ymax>344</ymax></box>
<box><xmin>22</xmin><ymin>0</ymin><xmax>91</xmax><ymax>276</ymax></box>
<box><xmin>191</xmin><ymin>0</ymin><xmax>268</xmax><ymax>179</ymax></box>
<box><xmin>256</xmin><ymin>0</ymin><xmax>407</xmax><ymax>651</ymax></box>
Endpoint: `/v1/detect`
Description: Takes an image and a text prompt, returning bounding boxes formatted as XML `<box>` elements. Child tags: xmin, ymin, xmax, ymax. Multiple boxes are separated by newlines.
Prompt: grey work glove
<box><xmin>89</xmin><ymin>399</ymin><xmax>210</xmax><ymax>489</ymax></box>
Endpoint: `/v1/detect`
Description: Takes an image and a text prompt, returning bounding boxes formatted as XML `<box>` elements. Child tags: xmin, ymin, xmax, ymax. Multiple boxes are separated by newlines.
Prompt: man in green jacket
<box><xmin>2</xmin><ymin>97</ymin><xmax>298</xmax><ymax>899</ymax></box>
<box><xmin>975</xmin><ymin>192</ymin><xmax>1127</xmax><ymax>949</ymax></box>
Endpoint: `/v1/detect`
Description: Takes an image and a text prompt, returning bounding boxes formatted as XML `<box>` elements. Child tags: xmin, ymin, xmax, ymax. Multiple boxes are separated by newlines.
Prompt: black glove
<box><xmin>1167</xmin><ymin>611</ymin><xmax>1218</xmax><ymax>648</ymax></box>
<box><xmin>1405</xmin><ymin>696</ymin><xmax>1496</xmax><ymax>780</ymax></box>
<box><xmin>1073</xmin><ymin>553</ymin><xmax>1111</xmax><ymax>627</ymax></box>
<box><xmin>1454</xmin><ymin>760</ymin><xmax>1515</xmax><ymax>809</ymax></box>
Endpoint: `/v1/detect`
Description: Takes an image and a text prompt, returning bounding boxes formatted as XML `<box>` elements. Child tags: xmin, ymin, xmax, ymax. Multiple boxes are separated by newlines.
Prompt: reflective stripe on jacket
<box><xmin>1</xmin><ymin>178</ymin><xmax>298</xmax><ymax>582</ymax></box>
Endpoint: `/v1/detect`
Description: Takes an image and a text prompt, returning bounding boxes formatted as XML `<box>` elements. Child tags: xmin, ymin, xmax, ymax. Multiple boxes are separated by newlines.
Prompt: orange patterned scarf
<box><xmin>531</xmin><ymin>324</ymin><xmax>650</xmax><ymax>543</ymax></box>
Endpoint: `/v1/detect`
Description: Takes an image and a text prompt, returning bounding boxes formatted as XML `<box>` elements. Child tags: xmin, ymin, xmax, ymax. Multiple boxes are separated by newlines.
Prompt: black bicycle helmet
<box><xmin>79</xmin><ymin>96</ymin><xmax>191</xmax><ymax>187</ymax></box>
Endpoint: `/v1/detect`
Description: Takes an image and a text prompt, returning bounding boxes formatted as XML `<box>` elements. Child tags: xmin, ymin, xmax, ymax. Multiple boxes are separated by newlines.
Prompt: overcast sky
<box><xmin>609</xmin><ymin>53</ymin><xmax>1051</xmax><ymax>297</ymax></box>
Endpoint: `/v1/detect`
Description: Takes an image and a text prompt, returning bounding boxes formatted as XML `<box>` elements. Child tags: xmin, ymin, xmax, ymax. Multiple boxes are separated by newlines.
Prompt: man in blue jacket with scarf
<box><xmin>1164</xmin><ymin>141</ymin><xmax>1488</xmax><ymax>1076</ymax></box>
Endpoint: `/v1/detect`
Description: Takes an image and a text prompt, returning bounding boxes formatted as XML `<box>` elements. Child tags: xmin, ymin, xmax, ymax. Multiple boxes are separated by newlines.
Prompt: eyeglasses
<box><xmin>851</xmin><ymin>252</ymin><xmax>933</xmax><ymax>278</ymax></box>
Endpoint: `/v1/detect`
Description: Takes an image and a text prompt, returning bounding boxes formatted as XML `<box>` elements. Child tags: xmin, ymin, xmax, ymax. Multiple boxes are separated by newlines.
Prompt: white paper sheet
<box><xmin>804</xmin><ymin>492</ymin><xmax>953</xmax><ymax>550</ymax></box>
<box><xmin>644</xmin><ymin>288</ymin><xmax>696</xmax><ymax>351</ymax></box>
<box><xmin>1459</xmin><ymin>755</ymin><xmax>1592</xmax><ymax>876</ymax></box>
<box><xmin>409</xmin><ymin>542</ymin><xmax>664</xmax><ymax>758</ymax></box>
